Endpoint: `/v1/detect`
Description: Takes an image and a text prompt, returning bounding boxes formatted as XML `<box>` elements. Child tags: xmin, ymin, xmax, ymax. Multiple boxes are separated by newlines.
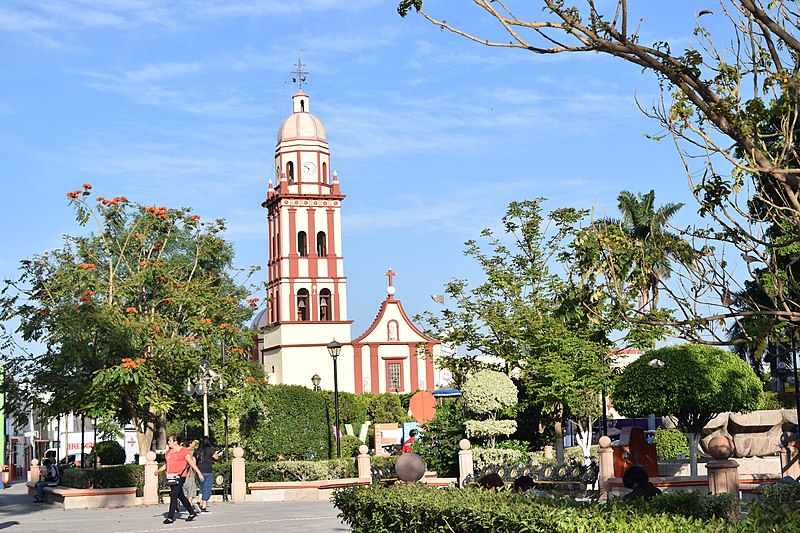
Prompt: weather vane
<box><xmin>291</xmin><ymin>57</ymin><xmax>308</xmax><ymax>90</ymax></box>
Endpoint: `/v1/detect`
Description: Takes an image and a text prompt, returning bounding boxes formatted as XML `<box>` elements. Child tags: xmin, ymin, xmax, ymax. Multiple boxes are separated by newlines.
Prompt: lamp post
<box><xmin>327</xmin><ymin>339</ymin><xmax>342</xmax><ymax>458</ymax></box>
<box><xmin>185</xmin><ymin>359</ymin><xmax>225</xmax><ymax>437</ymax></box>
<box><xmin>311</xmin><ymin>373</ymin><xmax>321</xmax><ymax>391</ymax></box>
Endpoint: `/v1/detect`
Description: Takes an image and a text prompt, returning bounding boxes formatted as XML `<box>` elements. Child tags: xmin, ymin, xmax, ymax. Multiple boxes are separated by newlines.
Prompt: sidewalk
<box><xmin>0</xmin><ymin>481</ymin><xmax>349</xmax><ymax>532</ymax></box>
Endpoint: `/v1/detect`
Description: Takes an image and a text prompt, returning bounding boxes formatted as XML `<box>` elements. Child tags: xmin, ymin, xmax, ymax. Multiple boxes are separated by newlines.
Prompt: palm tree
<box><xmin>592</xmin><ymin>190</ymin><xmax>692</xmax><ymax>315</ymax></box>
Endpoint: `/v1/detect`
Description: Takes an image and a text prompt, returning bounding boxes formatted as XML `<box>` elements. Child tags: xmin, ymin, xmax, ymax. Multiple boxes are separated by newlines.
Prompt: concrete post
<box><xmin>356</xmin><ymin>445</ymin><xmax>371</xmax><ymax>482</ymax></box>
<box><xmin>28</xmin><ymin>459</ymin><xmax>40</xmax><ymax>483</ymax></box>
<box><xmin>598</xmin><ymin>436</ymin><xmax>614</xmax><ymax>502</ymax></box>
<box><xmin>143</xmin><ymin>451</ymin><xmax>158</xmax><ymax>505</ymax></box>
<box><xmin>231</xmin><ymin>447</ymin><xmax>246</xmax><ymax>502</ymax></box>
<box><xmin>706</xmin><ymin>435</ymin><xmax>740</xmax><ymax>500</ymax></box>
<box><xmin>780</xmin><ymin>445</ymin><xmax>800</xmax><ymax>479</ymax></box>
<box><xmin>544</xmin><ymin>446</ymin><xmax>554</xmax><ymax>460</ymax></box>
<box><xmin>457</xmin><ymin>439</ymin><xmax>473</xmax><ymax>488</ymax></box>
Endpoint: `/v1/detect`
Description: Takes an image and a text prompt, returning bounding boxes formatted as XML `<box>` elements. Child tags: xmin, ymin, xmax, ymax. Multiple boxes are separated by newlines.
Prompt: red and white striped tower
<box><xmin>256</xmin><ymin>75</ymin><xmax>354</xmax><ymax>389</ymax></box>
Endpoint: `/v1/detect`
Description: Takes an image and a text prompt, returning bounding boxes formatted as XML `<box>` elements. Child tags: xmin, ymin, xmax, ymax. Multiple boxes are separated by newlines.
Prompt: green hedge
<box><xmin>245</xmin><ymin>458</ymin><xmax>356</xmax><ymax>484</ymax></box>
<box><xmin>332</xmin><ymin>484</ymin><xmax>797</xmax><ymax>532</ymax></box>
<box><xmin>60</xmin><ymin>465</ymin><xmax>146</xmax><ymax>497</ymax></box>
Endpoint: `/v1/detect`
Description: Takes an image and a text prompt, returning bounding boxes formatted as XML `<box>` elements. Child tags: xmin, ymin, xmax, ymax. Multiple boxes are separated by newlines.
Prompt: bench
<box><xmin>158</xmin><ymin>471</ymin><xmax>230</xmax><ymax>504</ymax></box>
<box><xmin>465</xmin><ymin>461</ymin><xmax>599</xmax><ymax>492</ymax></box>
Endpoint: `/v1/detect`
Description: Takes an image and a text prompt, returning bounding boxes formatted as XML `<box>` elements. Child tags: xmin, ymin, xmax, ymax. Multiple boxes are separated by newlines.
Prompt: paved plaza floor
<box><xmin>0</xmin><ymin>482</ymin><xmax>349</xmax><ymax>532</ymax></box>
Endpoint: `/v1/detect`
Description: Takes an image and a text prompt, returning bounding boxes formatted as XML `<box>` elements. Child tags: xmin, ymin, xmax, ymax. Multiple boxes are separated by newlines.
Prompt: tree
<box><xmin>612</xmin><ymin>343</ymin><xmax>763</xmax><ymax>476</ymax></box>
<box><xmin>612</xmin><ymin>190</ymin><xmax>689</xmax><ymax>313</ymax></box>
<box><xmin>462</xmin><ymin>370</ymin><xmax>518</xmax><ymax>448</ymax></box>
<box><xmin>417</xmin><ymin>199</ymin><xmax>617</xmax><ymax>461</ymax></box>
<box><xmin>397</xmin><ymin>1</ymin><xmax>800</xmax><ymax>347</ymax></box>
<box><xmin>0</xmin><ymin>185</ymin><xmax>257</xmax><ymax>456</ymax></box>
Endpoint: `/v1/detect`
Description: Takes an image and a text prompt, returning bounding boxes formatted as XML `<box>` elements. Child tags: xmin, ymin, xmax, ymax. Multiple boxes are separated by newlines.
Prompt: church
<box><xmin>251</xmin><ymin>80</ymin><xmax>441</xmax><ymax>395</ymax></box>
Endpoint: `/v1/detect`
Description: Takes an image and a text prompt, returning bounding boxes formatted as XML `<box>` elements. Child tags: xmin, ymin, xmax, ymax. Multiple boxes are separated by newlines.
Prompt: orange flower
<box><xmin>190</xmin><ymin>215</ymin><xmax>200</xmax><ymax>220</ymax></box>
<box><xmin>139</xmin><ymin>261</ymin><xmax>148</xmax><ymax>267</ymax></box>
<box><xmin>162</xmin><ymin>298</ymin><xmax>171</xmax><ymax>305</ymax></box>
<box><xmin>74</xmin><ymin>305</ymin><xmax>82</xmax><ymax>311</ymax></box>
<box><xmin>201</xmin><ymin>318</ymin><xmax>212</xmax><ymax>325</ymax></box>
<box><xmin>246</xmin><ymin>297</ymin><xmax>260</xmax><ymax>304</ymax></box>
<box><xmin>66</xmin><ymin>190</ymin><xmax>81</xmax><ymax>199</ymax></box>
<box><xmin>151</xmin><ymin>325</ymin><xmax>161</xmax><ymax>332</ymax></box>
<box><xmin>78</xmin><ymin>263</ymin><xmax>96</xmax><ymax>270</ymax></box>
<box><xmin>125</xmin><ymin>307</ymin><xmax>137</xmax><ymax>314</ymax></box>
<box><xmin>82</xmin><ymin>183</ymin><xmax>92</xmax><ymax>190</ymax></box>
<box><xmin>184</xmin><ymin>336</ymin><xmax>197</xmax><ymax>342</ymax></box>
<box><xmin>78</xmin><ymin>297</ymin><xmax>90</xmax><ymax>302</ymax></box>
<box><xmin>155</xmin><ymin>276</ymin><xmax>166</xmax><ymax>283</ymax></box>
<box><xmin>219</xmin><ymin>323</ymin><xmax>228</xmax><ymax>329</ymax></box>
<box><xmin>39</xmin><ymin>308</ymin><xmax>49</xmax><ymax>314</ymax></box>
<box><xmin>135</xmin><ymin>358</ymin><xmax>146</xmax><ymax>365</ymax></box>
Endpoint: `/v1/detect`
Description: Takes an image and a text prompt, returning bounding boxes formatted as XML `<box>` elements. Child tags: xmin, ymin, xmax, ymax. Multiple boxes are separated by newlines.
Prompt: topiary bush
<box><xmin>757</xmin><ymin>480</ymin><xmax>800</xmax><ymax>509</ymax></box>
<box><xmin>339</xmin><ymin>435</ymin><xmax>363</xmax><ymax>458</ymax></box>
<box><xmin>240</xmin><ymin>384</ymin><xmax>331</xmax><ymax>461</ymax></box>
<box><xmin>655</xmin><ymin>428</ymin><xmax>690</xmax><ymax>460</ymax></box>
<box><xmin>88</xmin><ymin>440</ymin><xmax>126</xmax><ymax>465</ymax></box>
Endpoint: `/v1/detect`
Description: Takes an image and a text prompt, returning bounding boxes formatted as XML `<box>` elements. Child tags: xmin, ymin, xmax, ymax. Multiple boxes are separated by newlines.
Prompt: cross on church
<box><xmin>291</xmin><ymin>58</ymin><xmax>308</xmax><ymax>90</ymax></box>
<box><xmin>384</xmin><ymin>268</ymin><xmax>397</xmax><ymax>287</ymax></box>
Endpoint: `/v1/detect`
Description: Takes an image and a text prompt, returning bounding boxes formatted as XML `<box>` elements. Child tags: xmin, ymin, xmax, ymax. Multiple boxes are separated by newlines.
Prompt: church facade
<box><xmin>252</xmin><ymin>87</ymin><xmax>440</xmax><ymax>394</ymax></box>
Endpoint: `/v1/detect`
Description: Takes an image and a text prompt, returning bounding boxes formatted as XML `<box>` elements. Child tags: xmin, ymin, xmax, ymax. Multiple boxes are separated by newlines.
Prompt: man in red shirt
<box><xmin>402</xmin><ymin>429</ymin><xmax>417</xmax><ymax>453</ymax></box>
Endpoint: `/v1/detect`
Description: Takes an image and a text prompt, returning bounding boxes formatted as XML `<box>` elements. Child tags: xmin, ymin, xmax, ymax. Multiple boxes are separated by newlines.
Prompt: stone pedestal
<box><xmin>231</xmin><ymin>447</ymin><xmax>246</xmax><ymax>502</ymax></box>
<box><xmin>597</xmin><ymin>436</ymin><xmax>614</xmax><ymax>502</ymax></box>
<box><xmin>143</xmin><ymin>451</ymin><xmax>158</xmax><ymax>504</ymax></box>
<box><xmin>356</xmin><ymin>445</ymin><xmax>371</xmax><ymax>481</ymax></box>
<box><xmin>544</xmin><ymin>445</ymin><xmax>554</xmax><ymax>459</ymax></box>
<box><xmin>28</xmin><ymin>459</ymin><xmax>39</xmax><ymax>483</ymax></box>
<box><xmin>706</xmin><ymin>435</ymin><xmax>740</xmax><ymax>499</ymax></box>
<box><xmin>707</xmin><ymin>459</ymin><xmax>740</xmax><ymax>495</ymax></box>
<box><xmin>457</xmin><ymin>439</ymin><xmax>473</xmax><ymax>488</ymax></box>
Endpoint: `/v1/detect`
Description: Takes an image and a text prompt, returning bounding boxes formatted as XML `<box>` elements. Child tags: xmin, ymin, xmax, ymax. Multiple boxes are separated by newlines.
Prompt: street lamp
<box><xmin>311</xmin><ymin>373</ymin><xmax>321</xmax><ymax>391</ymax></box>
<box><xmin>327</xmin><ymin>339</ymin><xmax>342</xmax><ymax>458</ymax></box>
<box><xmin>185</xmin><ymin>359</ymin><xmax>225</xmax><ymax>437</ymax></box>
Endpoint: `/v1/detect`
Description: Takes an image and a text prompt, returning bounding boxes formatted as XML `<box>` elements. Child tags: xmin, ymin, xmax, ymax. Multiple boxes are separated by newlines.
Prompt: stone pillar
<box><xmin>28</xmin><ymin>459</ymin><xmax>40</xmax><ymax>483</ymax></box>
<box><xmin>231</xmin><ymin>447</ymin><xmax>246</xmax><ymax>503</ymax></box>
<box><xmin>706</xmin><ymin>436</ymin><xmax>740</xmax><ymax>499</ymax></box>
<box><xmin>143</xmin><ymin>451</ymin><xmax>158</xmax><ymax>505</ymax></box>
<box><xmin>457</xmin><ymin>439</ymin><xmax>473</xmax><ymax>488</ymax></box>
<box><xmin>598</xmin><ymin>436</ymin><xmax>614</xmax><ymax>502</ymax></box>
<box><xmin>356</xmin><ymin>445</ymin><xmax>372</xmax><ymax>482</ymax></box>
<box><xmin>780</xmin><ymin>432</ymin><xmax>800</xmax><ymax>479</ymax></box>
<box><xmin>544</xmin><ymin>445</ymin><xmax>554</xmax><ymax>460</ymax></box>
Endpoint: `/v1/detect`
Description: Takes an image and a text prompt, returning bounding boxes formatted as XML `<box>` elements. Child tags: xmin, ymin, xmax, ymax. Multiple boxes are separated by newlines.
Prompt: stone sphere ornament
<box><xmin>707</xmin><ymin>435</ymin><xmax>734</xmax><ymax>460</ymax></box>
<box><xmin>395</xmin><ymin>452</ymin><xmax>426</xmax><ymax>482</ymax></box>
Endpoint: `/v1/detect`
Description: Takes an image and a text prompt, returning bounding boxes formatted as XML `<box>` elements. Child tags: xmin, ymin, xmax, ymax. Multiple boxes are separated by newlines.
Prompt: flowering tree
<box><xmin>462</xmin><ymin>370</ymin><xmax>518</xmax><ymax>448</ymax></box>
<box><xmin>0</xmin><ymin>184</ymin><xmax>259</xmax><ymax>456</ymax></box>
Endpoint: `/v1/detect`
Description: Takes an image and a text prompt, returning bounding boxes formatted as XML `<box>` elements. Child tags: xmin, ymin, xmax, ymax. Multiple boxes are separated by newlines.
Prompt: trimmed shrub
<box><xmin>339</xmin><ymin>435</ymin><xmax>363</xmax><ymax>458</ymax></box>
<box><xmin>88</xmin><ymin>440</ymin><xmax>126</xmax><ymax>466</ymax></box>
<box><xmin>762</xmin><ymin>391</ymin><xmax>797</xmax><ymax>410</ymax></box>
<box><xmin>655</xmin><ymin>428</ymin><xmax>690</xmax><ymax>460</ymax></box>
<box><xmin>333</xmin><ymin>484</ymin><xmax>797</xmax><ymax>532</ymax></box>
<box><xmin>529</xmin><ymin>445</ymin><xmax>598</xmax><ymax>465</ymax></box>
<box><xmin>413</xmin><ymin>399</ymin><xmax>465</xmax><ymax>477</ymax></box>
<box><xmin>757</xmin><ymin>480</ymin><xmax>800</xmax><ymax>509</ymax></box>
<box><xmin>245</xmin><ymin>458</ymin><xmax>356</xmax><ymax>483</ymax></box>
<box><xmin>471</xmin><ymin>447</ymin><xmax>533</xmax><ymax>470</ymax></box>
<box><xmin>240</xmin><ymin>384</ymin><xmax>331</xmax><ymax>461</ymax></box>
<box><xmin>59</xmin><ymin>464</ymin><xmax>145</xmax><ymax>497</ymax></box>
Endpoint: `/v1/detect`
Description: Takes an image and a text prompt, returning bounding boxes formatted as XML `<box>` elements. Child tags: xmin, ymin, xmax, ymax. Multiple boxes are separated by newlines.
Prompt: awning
<box><xmin>432</xmin><ymin>388</ymin><xmax>461</xmax><ymax>397</ymax></box>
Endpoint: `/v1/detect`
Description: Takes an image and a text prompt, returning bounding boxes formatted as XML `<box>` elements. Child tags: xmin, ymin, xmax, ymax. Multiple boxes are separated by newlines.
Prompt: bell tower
<box><xmin>257</xmin><ymin>65</ymin><xmax>353</xmax><ymax>388</ymax></box>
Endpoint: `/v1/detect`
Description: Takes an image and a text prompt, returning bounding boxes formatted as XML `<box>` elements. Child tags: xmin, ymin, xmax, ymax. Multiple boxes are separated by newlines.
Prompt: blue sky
<box><xmin>0</xmin><ymin>1</ymin><xmax>719</xmax><ymax>337</ymax></box>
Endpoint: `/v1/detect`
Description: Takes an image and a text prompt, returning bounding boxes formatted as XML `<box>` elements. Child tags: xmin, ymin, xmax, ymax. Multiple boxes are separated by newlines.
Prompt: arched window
<box><xmin>300</xmin><ymin>100</ymin><xmax>305</xmax><ymax>112</ymax></box>
<box><xmin>387</xmin><ymin>320</ymin><xmax>398</xmax><ymax>341</ymax></box>
<box><xmin>296</xmin><ymin>288</ymin><xmax>309</xmax><ymax>321</ymax></box>
<box><xmin>319</xmin><ymin>289</ymin><xmax>332</xmax><ymax>321</ymax></box>
<box><xmin>316</xmin><ymin>231</ymin><xmax>327</xmax><ymax>257</ymax></box>
<box><xmin>297</xmin><ymin>231</ymin><xmax>307</xmax><ymax>257</ymax></box>
<box><xmin>322</xmin><ymin>162</ymin><xmax>328</xmax><ymax>184</ymax></box>
<box><xmin>287</xmin><ymin>161</ymin><xmax>294</xmax><ymax>183</ymax></box>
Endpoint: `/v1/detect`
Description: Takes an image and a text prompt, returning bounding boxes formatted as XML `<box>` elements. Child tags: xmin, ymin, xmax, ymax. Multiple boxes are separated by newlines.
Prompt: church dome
<box><xmin>277</xmin><ymin>90</ymin><xmax>326</xmax><ymax>142</ymax></box>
